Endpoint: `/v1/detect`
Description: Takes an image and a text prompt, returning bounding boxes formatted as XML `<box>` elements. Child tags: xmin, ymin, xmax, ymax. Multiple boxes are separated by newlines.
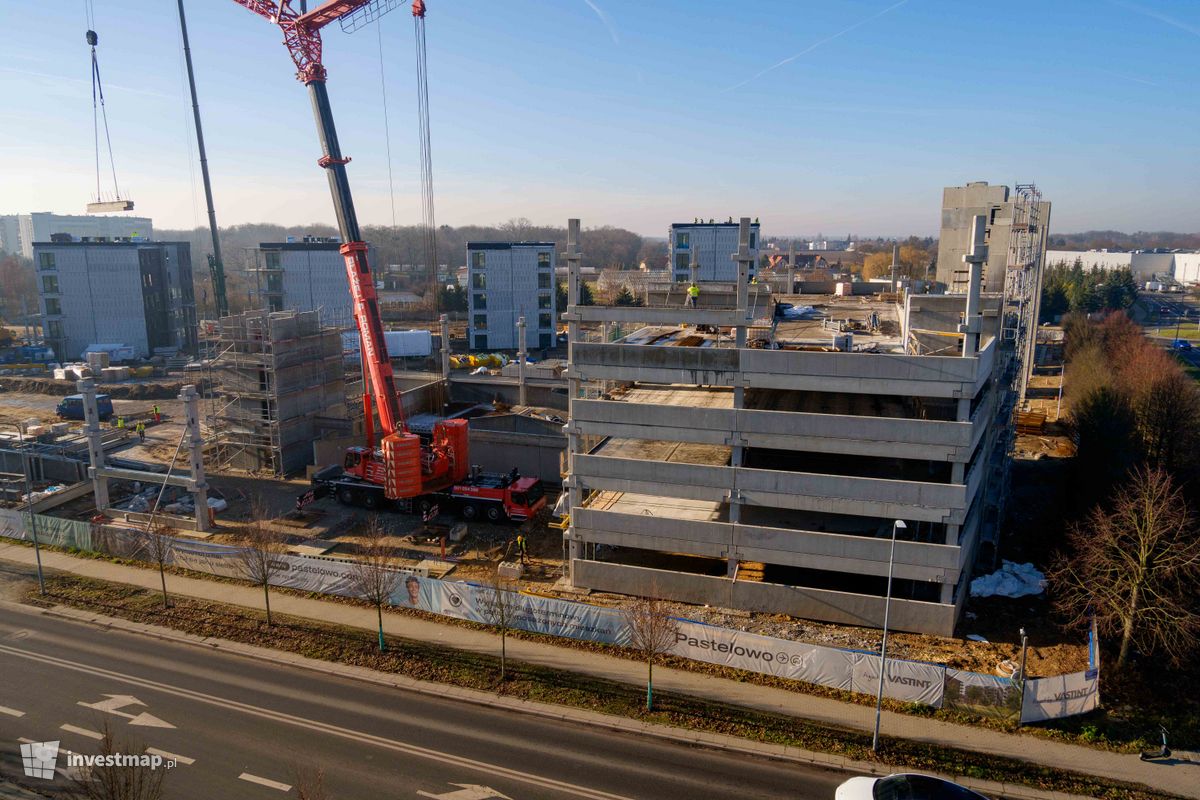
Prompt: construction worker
<box><xmin>152</xmin><ymin>404</ymin><xmax>161</xmax><ymax>423</ymax></box>
<box><xmin>686</xmin><ymin>282</ymin><xmax>700</xmax><ymax>308</ymax></box>
<box><xmin>136</xmin><ymin>421</ymin><xmax>145</xmax><ymax>443</ymax></box>
<box><xmin>116</xmin><ymin>416</ymin><xmax>125</xmax><ymax>430</ymax></box>
<box><xmin>516</xmin><ymin>532</ymin><xmax>528</xmax><ymax>565</ymax></box>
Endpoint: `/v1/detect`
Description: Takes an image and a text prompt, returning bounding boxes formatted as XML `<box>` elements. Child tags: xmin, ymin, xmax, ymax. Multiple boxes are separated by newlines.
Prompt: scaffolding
<box><xmin>204</xmin><ymin>309</ymin><xmax>345</xmax><ymax>476</ymax></box>
<box><xmin>1002</xmin><ymin>183</ymin><xmax>1045</xmax><ymax>404</ymax></box>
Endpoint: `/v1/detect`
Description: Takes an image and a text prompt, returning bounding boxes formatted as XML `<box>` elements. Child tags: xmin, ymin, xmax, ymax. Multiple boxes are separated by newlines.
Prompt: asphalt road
<box><xmin>0</xmin><ymin>601</ymin><xmax>850</xmax><ymax>800</ymax></box>
<box><xmin>1144</xmin><ymin>291</ymin><xmax>1200</xmax><ymax>369</ymax></box>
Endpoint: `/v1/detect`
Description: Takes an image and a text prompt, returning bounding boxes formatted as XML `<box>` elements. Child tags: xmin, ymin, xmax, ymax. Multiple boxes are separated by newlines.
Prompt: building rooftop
<box><xmin>466</xmin><ymin>241</ymin><xmax>555</xmax><ymax>250</ymax></box>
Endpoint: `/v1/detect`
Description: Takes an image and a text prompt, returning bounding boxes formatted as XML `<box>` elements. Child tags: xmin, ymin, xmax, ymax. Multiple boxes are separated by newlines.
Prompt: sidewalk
<box><xmin>2</xmin><ymin>543</ymin><xmax>1195</xmax><ymax>799</ymax></box>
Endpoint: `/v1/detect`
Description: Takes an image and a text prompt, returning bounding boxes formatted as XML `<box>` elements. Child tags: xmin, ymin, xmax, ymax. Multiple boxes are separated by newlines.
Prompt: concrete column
<box><xmin>76</xmin><ymin>378</ymin><xmax>109</xmax><ymax>511</ymax></box>
<box><xmin>890</xmin><ymin>242</ymin><xmax>899</xmax><ymax>291</ymax></box>
<box><xmin>733</xmin><ymin>217</ymin><xmax>752</xmax><ymax>349</ymax></box>
<box><xmin>516</xmin><ymin>315</ymin><xmax>527</xmax><ymax>408</ymax></box>
<box><xmin>959</xmin><ymin>215</ymin><xmax>987</xmax><ymax>359</ymax></box>
<box><xmin>945</xmin><ymin>523</ymin><xmax>960</xmax><ymax>547</ymax></box>
<box><xmin>564</xmin><ymin>219</ymin><xmax>583</xmax><ymax>575</ymax></box>
<box><xmin>439</xmin><ymin>313</ymin><xmax>450</xmax><ymax>381</ymax></box>
<box><xmin>940</xmin><ymin>582</ymin><xmax>955</xmax><ymax>604</ymax></box>
<box><xmin>689</xmin><ymin>246</ymin><xmax>699</xmax><ymax>288</ymax></box>
<box><xmin>787</xmin><ymin>240</ymin><xmax>795</xmax><ymax>293</ymax></box>
<box><xmin>181</xmin><ymin>384</ymin><xmax>212</xmax><ymax>532</ymax></box>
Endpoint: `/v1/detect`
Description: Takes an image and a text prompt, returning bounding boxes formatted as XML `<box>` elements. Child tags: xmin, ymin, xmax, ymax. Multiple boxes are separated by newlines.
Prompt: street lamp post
<box><xmin>6</xmin><ymin>424</ymin><xmax>45</xmax><ymax>594</ymax></box>
<box><xmin>872</xmin><ymin>518</ymin><xmax>906</xmax><ymax>753</ymax></box>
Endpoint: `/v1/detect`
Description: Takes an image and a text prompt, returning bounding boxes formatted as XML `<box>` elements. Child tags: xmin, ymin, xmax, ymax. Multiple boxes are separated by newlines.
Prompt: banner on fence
<box><xmin>1020</xmin><ymin>670</ymin><xmax>1099</xmax><ymax>724</ymax></box>
<box><xmin>851</xmin><ymin>654</ymin><xmax>947</xmax><ymax>708</ymax></box>
<box><xmin>943</xmin><ymin>669</ymin><xmax>1022</xmax><ymax>723</ymax></box>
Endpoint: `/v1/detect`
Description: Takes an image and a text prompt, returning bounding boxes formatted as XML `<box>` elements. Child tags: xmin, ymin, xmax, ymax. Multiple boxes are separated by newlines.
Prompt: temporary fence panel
<box><xmin>943</xmin><ymin>669</ymin><xmax>1022</xmax><ymax>723</ymax></box>
<box><xmin>1020</xmin><ymin>670</ymin><xmax>1100</xmax><ymax>724</ymax></box>
<box><xmin>851</xmin><ymin>654</ymin><xmax>947</xmax><ymax>708</ymax></box>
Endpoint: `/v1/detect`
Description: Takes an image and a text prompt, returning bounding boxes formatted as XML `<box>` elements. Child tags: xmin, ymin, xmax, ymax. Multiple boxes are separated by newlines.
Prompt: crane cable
<box><xmin>377</xmin><ymin>20</ymin><xmax>398</xmax><ymax>230</ymax></box>
<box><xmin>413</xmin><ymin>7</ymin><xmax>438</xmax><ymax>314</ymax></box>
<box><xmin>85</xmin><ymin>0</ymin><xmax>123</xmax><ymax>204</ymax></box>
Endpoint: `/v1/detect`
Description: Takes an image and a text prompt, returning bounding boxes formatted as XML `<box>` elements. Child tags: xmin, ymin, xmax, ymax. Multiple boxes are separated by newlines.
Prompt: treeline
<box><xmin>1039</xmin><ymin>260</ymin><xmax>1137</xmax><ymax>322</ymax></box>
<box><xmin>1048</xmin><ymin>230</ymin><xmax>1200</xmax><ymax>251</ymax></box>
<box><xmin>158</xmin><ymin>219</ymin><xmax>664</xmax><ymax>273</ymax></box>
<box><xmin>1051</xmin><ymin>312</ymin><xmax>1200</xmax><ymax>671</ymax></box>
<box><xmin>1065</xmin><ymin>313</ymin><xmax>1198</xmax><ymax>500</ymax></box>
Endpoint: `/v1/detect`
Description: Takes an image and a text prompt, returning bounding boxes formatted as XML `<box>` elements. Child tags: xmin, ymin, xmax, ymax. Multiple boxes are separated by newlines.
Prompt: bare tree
<box><xmin>1050</xmin><ymin>466</ymin><xmax>1200</xmax><ymax>669</ymax></box>
<box><xmin>623</xmin><ymin>594</ymin><xmax>680</xmax><ymax>711</ymax></box>
<box><xmin>71</xmin><ymin>723</ymin><xmax>166</xmax><ymax>800</ymax></box>
<box><xmin>140</xmin><ymin>521</ymin><xmax>175</xmax><ymax>610</ymax></box>
<box><xmin>477</xmin><ymin>568</ymin><xmax>522</xmax><ymax>681</ymax></box>
<box><xmin>237</xmin><ymin>504</ymin><xmax>289</xmax><ymax>626</ymax></box>
<box><xmin>292</xmin><ymin>764</ymin><xmax>328</xmax><ymax>800</ymax></box>
<box><xmin>347</xmin><ymin>516</ymin><xmax>400</xmax><ymax>652</ymax></box>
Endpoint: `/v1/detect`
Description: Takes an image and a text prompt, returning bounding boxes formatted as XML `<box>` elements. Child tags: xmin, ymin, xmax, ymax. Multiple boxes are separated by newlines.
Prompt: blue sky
<box><xmin>1</xmin><ymin>0</ymin><xmax>1197</xmax><ymax>237</ymax></box>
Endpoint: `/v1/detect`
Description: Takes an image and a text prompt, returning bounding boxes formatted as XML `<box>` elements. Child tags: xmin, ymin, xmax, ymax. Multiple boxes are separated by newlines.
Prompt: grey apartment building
<box><xmin>250</xmin><ymin>239</ymin><xmax>363</xmax><ymax>330</ymax></box>
<box><xmin>467</xmin><ymin>242</ymin><xmax>556</xmax><ymax>351</ymax></box>
<box><xmin>669</xmin><ymin>221</ymin><xmax>761</xmax><ymax>282</ymax></box>
<box><xmin>34</xmin><ymin>239</ymin><xmax>197</xmax><ymax>360</ymax></box>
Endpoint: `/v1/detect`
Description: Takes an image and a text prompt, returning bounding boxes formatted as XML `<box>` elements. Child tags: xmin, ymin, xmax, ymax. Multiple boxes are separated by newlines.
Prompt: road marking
<box><xmin>239</xmin><ymin>772</ymin><xmax>292</xmax><ymax>792</ymax></box>
<box><xmin>0</xmin><ymin>641</ymin><xmax>632</xmax><ymax>800</ymax></box>
<box><xmin>146</xmin><ymin>747</ymin><xmax>194</xmax><ymax>766</ymax></box>
<box><xmin>0</xmin><ymin>705</ymin><xmax>24</xmax><ymax>717</ymax></box>
<box><xmin>78</xmin><ymin>694</ymin><xmax>174</xmax><ymax>728</ymax></box>
<box><xmin>60</xmin><ymin>724</ymin><xmax>103</xmax><ymax>740</ymax></box>
<box><xmin>419</xmin><ymin>784</ymin><xmax>512</xmax><ymax>800</ymax></box>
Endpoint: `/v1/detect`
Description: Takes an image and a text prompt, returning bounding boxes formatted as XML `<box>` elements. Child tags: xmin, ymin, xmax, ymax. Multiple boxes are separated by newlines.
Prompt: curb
<box><xmin>13</xmin><ymin>600</ymin><xmax>1101</xmax><ymax>800</ymax></box>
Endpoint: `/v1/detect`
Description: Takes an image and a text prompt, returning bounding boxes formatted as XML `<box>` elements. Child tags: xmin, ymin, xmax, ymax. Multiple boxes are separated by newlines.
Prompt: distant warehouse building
<box><xmin>250</xmin><ymin>238</ymin><xmax>369</xmax><ymax>330</ymax></box>
<box><xmin>1043</xmin><ymin>249</ymin><xmax>1200</xmax><ymax>284</ymax></box>
<box><xmin>34</xmin><ymin>239</ymin><xmax>197</xmax><ymax>360</ymax></box>
<box><xmin>467</xmin><ymin>242</ymin><xmax>556</xmax><ymax>351</ymax></box>
<box><xmin>668</xmin><ymin>220</ymin><xmax>761</xmax><ymax>282</ymax></box>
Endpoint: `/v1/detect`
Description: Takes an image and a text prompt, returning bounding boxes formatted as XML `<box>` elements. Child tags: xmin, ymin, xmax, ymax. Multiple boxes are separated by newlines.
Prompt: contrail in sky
<box><xmin>582</xmin><ymin>0</ymin><xmax>620</xmax><ymax>46</ymax></box>
<box><xmin>1111</xmin><ymin>0</ymin><xmax>1200</xmax><ymax>38</ymax></box>
<box><xmin>723</xmin><ymin>0</ymin><xmax>910</xmax><ymax>92</ymax></box>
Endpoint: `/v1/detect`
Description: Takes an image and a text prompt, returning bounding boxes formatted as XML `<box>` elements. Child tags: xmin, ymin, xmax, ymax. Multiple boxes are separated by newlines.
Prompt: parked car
<box><xmin>1172</xmin><ymin>339</ymin><xmax>1193</xmax><ymax>351</ymax></box>
<box><xmin>836</xmin><ymin>773</ymin><xmax>990</xmax><ymax>800</ymax></box>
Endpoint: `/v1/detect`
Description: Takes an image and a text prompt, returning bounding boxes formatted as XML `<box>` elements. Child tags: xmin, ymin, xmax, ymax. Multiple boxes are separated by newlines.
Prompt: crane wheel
<box><xmin>486</xmin><ymin>505</ymin><xmax>505</xmax><ymax>523</ymax></box>
<box><xmin>337</xmin><ymin>487</ymin><xmax>355</xmax><ymax>506</ymax></box>
<box><xmin>461</xmin><ymin>504</ymin><xmax>479</xmax><ymax>520</ymax></box>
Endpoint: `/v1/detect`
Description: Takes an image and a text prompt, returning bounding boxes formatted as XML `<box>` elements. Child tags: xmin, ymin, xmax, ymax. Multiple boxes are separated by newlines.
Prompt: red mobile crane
<box><xmin>231</xmin><ymin>0</ymin><xmax>546</xmax><ymax>522</ymax></box>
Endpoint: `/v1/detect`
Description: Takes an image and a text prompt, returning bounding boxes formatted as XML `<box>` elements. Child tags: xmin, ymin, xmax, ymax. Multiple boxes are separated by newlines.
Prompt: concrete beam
<box><xmin>573</xmin><ymin>454</ymin><xmax>966</xmax><ymax>523</ymax></box>
<box><xmin>573</xmin><ymin>507</ymin><xmax>960</xmax><ymax>582</ymax></box>
<box><xmin>571</xmin><ymin>399</ymin><xmax>976</xmax><ymax>460</ymax></box>
<box><xmin>571</xmin><ymin>559</ymin><xmax>957</xmax><ymax>635</ymax></box>
<box><xmin>568</xmin><ymin>305</ymin><xmax>748</xmax><ymax>327</ymax></box>
<box><xmin>94</xmin><ymin>465</ymin><xmax>198</xmax><ymax>490</ymax></box>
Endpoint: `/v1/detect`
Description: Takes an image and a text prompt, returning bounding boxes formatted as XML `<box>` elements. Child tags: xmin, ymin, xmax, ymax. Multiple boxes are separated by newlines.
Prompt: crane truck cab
<box><xmin>453</xmin><ymin>466</ymin><xmax>546</xmax><ymax>522</ymax></box>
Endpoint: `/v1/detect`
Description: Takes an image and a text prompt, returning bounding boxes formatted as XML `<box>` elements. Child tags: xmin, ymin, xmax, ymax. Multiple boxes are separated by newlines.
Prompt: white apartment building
<box><xmin>1</xmin><ymin>213</ymin><xmax>152</xmax><ymax>259</ymax></box>
<box><xmin>668</xmin><ymin>221</ymin><xmax>761</xmax><ymax>282</ymax></box>
<box><xmin>251</xmin><ymin>239</ymin><xmax>363</xmax><ymax>330</ymax></box>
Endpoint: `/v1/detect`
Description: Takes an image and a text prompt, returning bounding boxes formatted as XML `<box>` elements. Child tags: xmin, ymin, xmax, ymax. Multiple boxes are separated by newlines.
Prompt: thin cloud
<box><xmin>0</xmin><ymin>66</ymin><xmax>173</xmax><ymax>99</ymax></box>
<box><xmin>1111</xmin><ymin>0</ymin><xmax>1200</xmax><ymax>38</ymax></box>
<box><xmin>1096</xmin><ymin>67</ymin><xmax>1159</xmax><ymax>87</ymax></box>
<box><xmin>723</xmin><ymin>0</ymin><xmax>910</xmax><ymax>92</ymax></box>
<box><xmin>582</xmin><ymin>0</ymin><xmax>620</xmax><ymax>46</ymax></box>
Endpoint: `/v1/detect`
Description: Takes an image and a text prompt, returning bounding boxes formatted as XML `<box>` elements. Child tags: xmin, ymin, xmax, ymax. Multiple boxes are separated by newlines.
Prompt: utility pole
<box><xmin>873</xmin><ymin>518</ymin><xmax>906</xmax><ymax>752</ymax></box>
<box><xmin>177</xmin><ymin>0</ymin><xmax>227</xmax><ymax>318</ymax></box>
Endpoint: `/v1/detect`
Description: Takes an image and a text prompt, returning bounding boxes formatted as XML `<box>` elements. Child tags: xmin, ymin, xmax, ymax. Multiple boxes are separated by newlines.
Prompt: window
<box><xmin>43</xmin><ymin>298</ymin><xmax>61</xmax><ymax>316</ymax></box>
<box><xmin>677</xmin><ymin>232</ymin><xmax>689</xmax><ymax>249</ymax></box>
<box><xmin>537</xmin><ymin>251</ymin><xmax>551</xmax><ymax>268</ymax></box>
<box><xmin>472</xmin><ymin>292</ymin><xmax>487</xmax><ymax>309</ymax></box>
<box><xmin>537</xmin><ymin>293</ymin><xmax>551</xmax><ymax>309</ymax></box>
<box><xmin>473</xmin><ymin>314</ymin><xmax>488</xmax><ymax>330</ymax></box>
<box><xmin>675</xmin><ymin>253</ymin><xmax>690</xmax><ymax>271</ymax></box>
<box><xmin>538</xmin><ymin>312</ymin><xmax>552</xmax><ymax>329</ymax></box>
<box><xmin>472</xmin><ymin>272</ymin><xmax>487</xmax><ymax>290</ymax></box>
<box><xmin>539</xmin><ymin>333</ymin><xmax>552</xmax><ymax>350</ymax></box>
<box><xmin>471</xmin><ymin>251</ymin><xmax>486</xmax><ymax>268</ymax></box>
<box><xmin>675</xmin><ymin>272</ymin><xmax>689</xmax><ymax>282</ymax></box>
<box><xmin>474</xmin><ymin>334</ymin><xmax>488</xmax><ymax>350</ymax></box>
<box><xmin>38</xmin><ymin>252</ymin><xmax>55</xmax><ymax>269</ymax></box>
<box><xmin>537</xmin><ymin>272</ymin><xmax>551</xmax><ymax>290</ymax></box>
<box><xmin>41</xmin><ymin>275</ymin><xmax>58</xmax><ymax>294</ymax></box>
<box><xmin>46</xmin><ymin>320</ymin><xmax>63</xmax><ymax>339</ymax></box>
<box><xmin>265</xmin><ymin>251</ymin><xmax>281</xmax><ymax>269</ymax></box>
<box><xmin>749</xmin><ymin>232</ymin><xmax>757</xmax><ymax>248</ymax></box>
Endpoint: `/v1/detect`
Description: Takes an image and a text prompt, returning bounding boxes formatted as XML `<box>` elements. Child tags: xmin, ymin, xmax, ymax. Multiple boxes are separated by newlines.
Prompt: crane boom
<box><xmin>230</xmin><ymin>0</ymin><xmax>404</xmax><ymax>437</ymax></box>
